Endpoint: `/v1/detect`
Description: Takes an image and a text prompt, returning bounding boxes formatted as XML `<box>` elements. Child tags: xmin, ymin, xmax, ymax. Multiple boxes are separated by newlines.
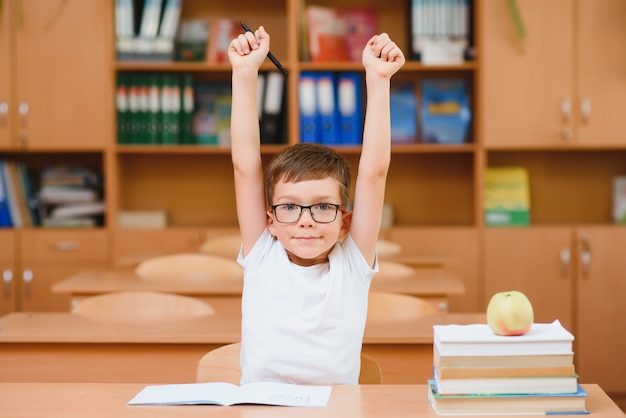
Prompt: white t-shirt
<box><xmin>238</xmin><ymin>229</ymin><xmax>377</xmax><ymax>385</ymax></box>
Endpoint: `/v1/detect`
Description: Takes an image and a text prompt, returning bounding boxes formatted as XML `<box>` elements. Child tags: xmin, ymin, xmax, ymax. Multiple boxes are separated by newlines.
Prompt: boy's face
<box><xmin>267</xmin><ymin>177</ymin><xmax>351</xmax><ymax>266</ymax></box>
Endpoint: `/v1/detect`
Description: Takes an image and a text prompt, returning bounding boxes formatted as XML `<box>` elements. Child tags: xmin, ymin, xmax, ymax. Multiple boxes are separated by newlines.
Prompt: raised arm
<box><xmin>228</xmin><ymin>26</ymin><xmax>272</xmax><ymax>256</ymax></box>
<box><xmin>349</xmin><ymin>33</ymin><xmax>405</xmax><ymax>267</ymax></box>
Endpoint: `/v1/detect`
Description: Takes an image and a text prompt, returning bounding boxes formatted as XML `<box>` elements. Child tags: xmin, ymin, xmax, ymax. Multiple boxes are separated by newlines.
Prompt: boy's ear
<box><xmin>339</xmin><ymin>210</ymin><xmax>352</xmax><ymax>240</ymax></box>
<box><xmin>267</xmin><ymin>209</ymin><xmax>277</xmax><ymax>236</ymax></box>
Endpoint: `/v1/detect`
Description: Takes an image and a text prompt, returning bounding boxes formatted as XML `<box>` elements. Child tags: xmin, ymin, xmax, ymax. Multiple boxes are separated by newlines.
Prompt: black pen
<box><xmin>239</xmin><ymin>21</ymin><xmax>288</xmax><ymax>75</ymax></box>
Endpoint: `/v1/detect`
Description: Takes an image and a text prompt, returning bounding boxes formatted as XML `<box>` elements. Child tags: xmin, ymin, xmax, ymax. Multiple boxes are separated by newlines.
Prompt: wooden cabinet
<box><xmin>0</xmin><ymin>0</ymin><xmax>114</xmax><ymax>150</ymax></box>
<box><xmin>0</xmin><ymin>230</ymin><xmax>16</xmax><ymax>316</ymax></box>
<box><xmin>483</xmin><ymin>227</ymin><xmax>574</xmax><ymax>330</ymax></box>
<box><xmin>480</xmin><ymin>0</ymin><xmax>626</xmax><ymax>147</ymax></box>
<box><xmin>484</xmin><ymin>226</ymin><xmax>626</xmax><ymax>394</ymax></box>
<box><xmin>18</xmin><ymin>230</ymin><xmax>109</xmax><ymax>312</ymax></box>
<box><xmin>574</xmin><ymin>227</ymin><xmax>626</xmax><ymax>393</ymax></box>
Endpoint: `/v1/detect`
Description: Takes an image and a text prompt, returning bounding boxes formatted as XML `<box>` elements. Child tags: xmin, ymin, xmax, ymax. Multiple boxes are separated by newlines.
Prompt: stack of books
<box><xmin>427</xmin><ymin>320</ymin><xmax>589</xmax><ymax>415</ymax></box>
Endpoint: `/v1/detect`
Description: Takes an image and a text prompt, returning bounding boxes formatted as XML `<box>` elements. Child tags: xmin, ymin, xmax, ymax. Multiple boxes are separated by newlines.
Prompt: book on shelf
<box><xmin>193</xmin><ymin>81</ymin><xmax>232</xmax><ymax>145</ymax></box>
<box><xmin>49</xmin><ymin>202</ymin><xmax>105</xmax><ymax>220</ymax></box>
<box><xmin>0</xmin><ymin>160</ymin><xmax>12</xmax><ymax>227</ymax></box>
<box><xmin>337</xmin><ymin>7</ymin><xmax>377</xmax><ymax>63</ymax></box>
<box><xmin>433</xmin><ymin>320</ymin><xmax>574</xmax><ymax>357</ymax></box>
<box><xmin>613</xmin><ymin>175</ymin><xmax>626</xmax><ymax>224</ymax></box>
<box><xmin>433</xmin><ymin>367</ymin><xmax>579</xmax><ymax>395</ymax></box>
<box><xmin>420</xmin><ymin>78</ymin><xmax>471</xmax><ymax>145</ymax></box>
<box><xmin>484</xmin><ymin>166</ymin><xmax>531</xmax><ymax>226</ymax></box>
<box><xmin>390</xmin><ymin>80</ymin><xmax>418</xmax><ymax>144</ymax></box>
<box><xmin>127</xmin><ymin>381</ymin><xmax>332</xmax><ymax>407</ymax></box>
<box><xmin>434</xmin><ymin>348</ymin><xmax>574</xmax><ymax>369</ymax></box>
<box><xmin>427</xmin><ymin>380</ymin><xmax>589</xmax><ymax>416</ymax></box>
<box><xmin>410</xmin><ymin>0</ymin><xmax>471</xmax><ymax>64</ymax></box>
<box><xmin>306</xmin><ymin>5</ymin><xmax>350</xmax><ymax>63</ymax></box>
<box><xmin>207</xmin><ymin>18</ymin><xmax>240</xmax><ymax>64</ymax></box>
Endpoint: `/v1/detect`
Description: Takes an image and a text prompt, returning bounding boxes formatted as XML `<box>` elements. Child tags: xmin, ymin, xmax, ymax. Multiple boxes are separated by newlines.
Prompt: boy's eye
<box><xmin>315</xmin><ymin>203</ymin><xmax>331</xmax><ymax>211</ymax></box>
<box><xmin>284</xmin><ymin>204</ymin><xmax>298</xmax><ymax>211</ymax></box>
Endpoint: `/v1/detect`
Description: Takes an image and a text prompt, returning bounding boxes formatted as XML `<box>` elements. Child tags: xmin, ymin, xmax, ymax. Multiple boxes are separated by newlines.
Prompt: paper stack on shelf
<box><xmin>38</xmin><ymin>165</ymin><xmax>104</xmax><ymax>228</ymax></box>
<box><xmin>427</xmin><ymin>320</ymin><xmax>588</xmax><ymax>416</ymax></box>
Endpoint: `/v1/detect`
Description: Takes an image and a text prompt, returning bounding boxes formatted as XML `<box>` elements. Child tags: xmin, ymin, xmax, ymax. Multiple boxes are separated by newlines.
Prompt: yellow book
<box><xmin>484</xmin><ymin>166</ymin><xmax>530</xmax><ymax>226</ymax></box>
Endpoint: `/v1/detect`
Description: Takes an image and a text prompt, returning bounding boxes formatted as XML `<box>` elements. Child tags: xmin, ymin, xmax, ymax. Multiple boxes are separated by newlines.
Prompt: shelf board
<box><xmin>114</xmin><ymin>144</ymin><xmax>476</xmax><ymax>155</ymax></box>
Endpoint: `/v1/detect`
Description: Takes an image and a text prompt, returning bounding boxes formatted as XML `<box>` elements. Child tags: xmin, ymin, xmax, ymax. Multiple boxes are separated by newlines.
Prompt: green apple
<box><xmin>486</xmin><ymin>290</ymin><xmax>534</xmax><ymax>336</ymax></box>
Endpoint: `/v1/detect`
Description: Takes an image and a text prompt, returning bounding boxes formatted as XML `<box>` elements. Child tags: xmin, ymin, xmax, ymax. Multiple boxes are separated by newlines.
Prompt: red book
<box><xmin>338</xmin><ymin>8</ymin><xmax>378</xmax><ymax>63</ymax></box>
<box><xmin>306</xmin><ymin>5</ymin><xmax>349</xmax><ymax>63</ymax></box>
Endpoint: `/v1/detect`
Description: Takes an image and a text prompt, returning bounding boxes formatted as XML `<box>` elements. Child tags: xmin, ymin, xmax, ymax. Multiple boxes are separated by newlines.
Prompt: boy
<box><xmin>228</xmin><ymin>26</ymin><xmax>405</xmax><ymax>384</ymax></box>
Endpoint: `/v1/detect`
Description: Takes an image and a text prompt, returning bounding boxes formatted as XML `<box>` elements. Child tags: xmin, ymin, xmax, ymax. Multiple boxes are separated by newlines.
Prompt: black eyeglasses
<box><xmin>271</xmin><ymin>203</ymin><xmax>344</xmax><ymax>224</ymax></box>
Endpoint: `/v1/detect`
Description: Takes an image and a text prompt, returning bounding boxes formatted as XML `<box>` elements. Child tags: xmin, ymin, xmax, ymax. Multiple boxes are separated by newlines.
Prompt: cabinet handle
<box><xmin>561</xmin><ymin>98</ymin><xmax>571</xmax><ymax>123</ymax></box>
<box><xmin>2</xmin><ymin>269</ymin><xmax>12</xmax><ymax>299</ymax></box>
<box><xmin>560</xmin><ymin>249</ymin><xmax>570</xmax><ymax>277</ymax></box>
<box><xmin>22</xmin><ymin>269</ymin><xmax>33</xmax><ymax>298</ymax></box>
<box><xmin>0</xmin><ymin>101</ymin><xmax>8</xmax><ymax>127</ymax></box>
<box><xmin>51</xmin><ymin>241</ymin><xmax>80</xmax><ymax>251</ymax></box>
<box><xmin>580</xmin><ymin>98</ymin><xmax>591</xmax><ymax>124</ymax></box>
<box><xmin>580</xmin><ymin>236</ymin><xmax>591</xmax><ymax>278</ymax></box>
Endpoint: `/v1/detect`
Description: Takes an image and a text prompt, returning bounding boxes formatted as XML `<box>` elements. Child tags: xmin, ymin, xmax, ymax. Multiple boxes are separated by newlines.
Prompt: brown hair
<box><xmin>265</xmin><ymin>143</ymin><xmax>351</xmax><ymax>206</ymax></box>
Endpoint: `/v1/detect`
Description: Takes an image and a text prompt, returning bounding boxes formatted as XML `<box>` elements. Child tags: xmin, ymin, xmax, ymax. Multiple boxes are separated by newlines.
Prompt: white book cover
<box><xmin>127</xmin><ymin>381</ymin><xmax>332</xmax><ymax>407</ymax></box>
<box><xmin>434</xmin><ymin>320</ymin><xmax>574</xmax><ymax>357</ymax></box>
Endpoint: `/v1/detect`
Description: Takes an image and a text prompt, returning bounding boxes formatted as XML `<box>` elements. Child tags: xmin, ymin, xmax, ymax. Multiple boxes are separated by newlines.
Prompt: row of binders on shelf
<box><xmin>116</xmin><ymin>71</ymin><xmax>286</xmax><ymax>146</ymax></box>
<box><xmin>299</xmin><ymin>73</ymin><xmax>471</xmax><ymax>146</ymax></box>
<box><xmin>428</xmin><ymin>320</ymin><xmax>588</xmax><ymax>415</ymax></box>
<box><xmin>0</xmin><ymin>160</ymin><xmax>104</xmax><ymax>229</ymax></box>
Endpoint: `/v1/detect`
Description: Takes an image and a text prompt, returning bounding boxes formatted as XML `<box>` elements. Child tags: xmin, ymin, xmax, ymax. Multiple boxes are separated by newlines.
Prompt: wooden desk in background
<box><xmin>52</xmin><ymin>269</ymin><xmax>465</xmax><ymax>313</ymax></box>
<box><xmin>0</xmin><ymin>312</ymin><xmax>485</xmax><ymax>384</ymax></box>
<box><xmin>0</xmin><ymin>383</ymin><xmax>622</xmax><ymax>418</ymax></box>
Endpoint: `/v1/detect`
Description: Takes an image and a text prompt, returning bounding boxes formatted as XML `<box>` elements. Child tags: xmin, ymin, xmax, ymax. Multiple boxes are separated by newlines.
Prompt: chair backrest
<box><xmin>367</xmin><ymin>291</ymin><xmax>437</xmax><ymax>322</ymax></box>
<box><xmin>376</xmin><ymin>239</ymin><xmax>403</xmax><ymax>259</ymax></box>
<box><xmin>198</xmin><ymin>234</ymin><xmax>242</xmax><ymax>259</ymax></box>
<box><xmin>376</xmin><ymin>260</ymin><xmax>415</xmax><ymax>280</ymax></box>
<box><xmin>134</xmin><ymin>253</ymin><xmax>242</xmax><ymax>282</ymax></box>
<box><xmin>72</xmin><ymin>291</ymin><xmax>215</xmax><ymax>323</ymax></box>
<box><xmin>196</xmin><ymin>343</ymin><xmax>382</xmax><ymax>384</ymax></box>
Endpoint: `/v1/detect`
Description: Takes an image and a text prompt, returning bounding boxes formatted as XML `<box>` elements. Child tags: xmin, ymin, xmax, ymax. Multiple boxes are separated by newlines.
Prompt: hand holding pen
<box><xmin>239</xmin><ymin>22</ymin><xmax>287</xmax><ymax>75</ymax></box>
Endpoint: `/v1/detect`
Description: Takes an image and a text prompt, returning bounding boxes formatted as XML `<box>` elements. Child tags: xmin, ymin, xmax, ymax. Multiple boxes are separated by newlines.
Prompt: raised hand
<box><xmin>362</xmin><ymin>33</ymin><xmax>405</xmax><ymax>78</ymax></box>
<box><xmin>228</xmin><ymin>25</ymin><xmax>270</xmax><ymax>72</ymax></box>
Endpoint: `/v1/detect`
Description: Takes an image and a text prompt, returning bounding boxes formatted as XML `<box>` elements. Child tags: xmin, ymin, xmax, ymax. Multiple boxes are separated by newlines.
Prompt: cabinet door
<box><xmin>575</xmin><ymin>227</ymin><xmax>626</xmax><ymax>393</ymax></box>
<box><xmin>576</xmin><ymin>0</ymin><xmax>626</xmax><ymax>145</ymax></box>
<box><xmin>15</xmin><ymin>0</ymin><xmax>113</xmax><ymax>149</ymax></box>
<box><xmin>483</xmin><ymin>227</ymin><xmax>573</xmax><ymax>330</ymax></box>
<box><xmin>0</xmin><ymin>230</ymin><xmax>16</xmax><ymax>315</ymax></box>
<box><xmin>480</xmin><ymin>0</ymin><xmax>574</xmax><ymax>146</ymax></box>
<box><xmin>0</xmin><ymin>0</ymin><xmax>13</xmax><ymax>148</ymax></box>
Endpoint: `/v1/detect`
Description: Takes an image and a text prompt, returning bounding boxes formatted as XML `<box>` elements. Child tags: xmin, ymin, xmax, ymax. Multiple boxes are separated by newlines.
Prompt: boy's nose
<box><xmin>298</xmin><ymin>207</ymin><xmax>316</xmax><ymax>225</ymax></box>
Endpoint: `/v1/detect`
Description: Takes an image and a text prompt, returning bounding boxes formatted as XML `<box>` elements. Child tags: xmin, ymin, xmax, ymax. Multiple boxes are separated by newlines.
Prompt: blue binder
<box><xmin>298</xmin><ymin>72</ymin><xmax>319</xmax><ymax>143</ymax></box>
<box><xmin>316</xmin><ymin>72</ymin><xmax>339</xmax><ymax>145</ymax></box>
<box><xmin>0</xmin><ymin>159</ymin><xmax>14</xmax><ymax>227</ymax></box>
<box><xmin>336</xmin><ymin>72</ymin><xmax>363</xmax><ymax>145</ymax></box>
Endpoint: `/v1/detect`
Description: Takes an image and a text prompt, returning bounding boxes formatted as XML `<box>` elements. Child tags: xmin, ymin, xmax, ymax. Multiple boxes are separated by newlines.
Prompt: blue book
<box><xmin>390</xmin><ymin>80</ymin><xmax>417</xmax><ymax>143</ymax></box>
<box><xmin>0</xmin><ymin>159</ymin><xmax>13</xmax><ymax>227</ymax></box>
<box><xmin>421</xmin><ymin>78</ymin><xmax>471</xmax><ymax>144</ymax></box>
<box><xmin>298</xmin><ymin>72</ymin><xmax>319</xmax><ymax>143</ymax></box>
<box><xmin>336</xmin><ymin>72</ymin><xmax>363</xmax><ymax>145</ymax></box>
<box><xmin>316</xmin><ymin>72</ymin><xmax>339</xmax><ymax>145</ymax></box>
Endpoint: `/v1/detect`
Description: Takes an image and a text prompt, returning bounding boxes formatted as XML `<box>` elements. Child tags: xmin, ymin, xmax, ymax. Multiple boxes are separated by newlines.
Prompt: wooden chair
<box><xmin>196</xmin><ymin>342</ymin><xmax>382</xmax><ymax>384</ymax></box>
<box><xmin>198</xmin><ymin>234</ymin><xmax>242</xmax><ymax>259</ymax></box>
<box><xmin>376</xmin><ymin>260</ymin><xmax>416</xmax><ymax>280</ymax></box>
<box><xmin>71</xmin><ymin>291</ymin><xmax>215</xmax><ymax>323</ymax></box>
<box><xmin>367</xmin><ymin>291</ymin><xmax>437</xmax><ymax>322</ymax></box>
<box><xmin>134</xmin><ymin>253</ymin><xmax>242</xmax><ymax>282</ymax></box>
<box><xmin>376</xmin><ymin>239</ymin><xmax>403</xmax><ymax>259</ymax></box>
